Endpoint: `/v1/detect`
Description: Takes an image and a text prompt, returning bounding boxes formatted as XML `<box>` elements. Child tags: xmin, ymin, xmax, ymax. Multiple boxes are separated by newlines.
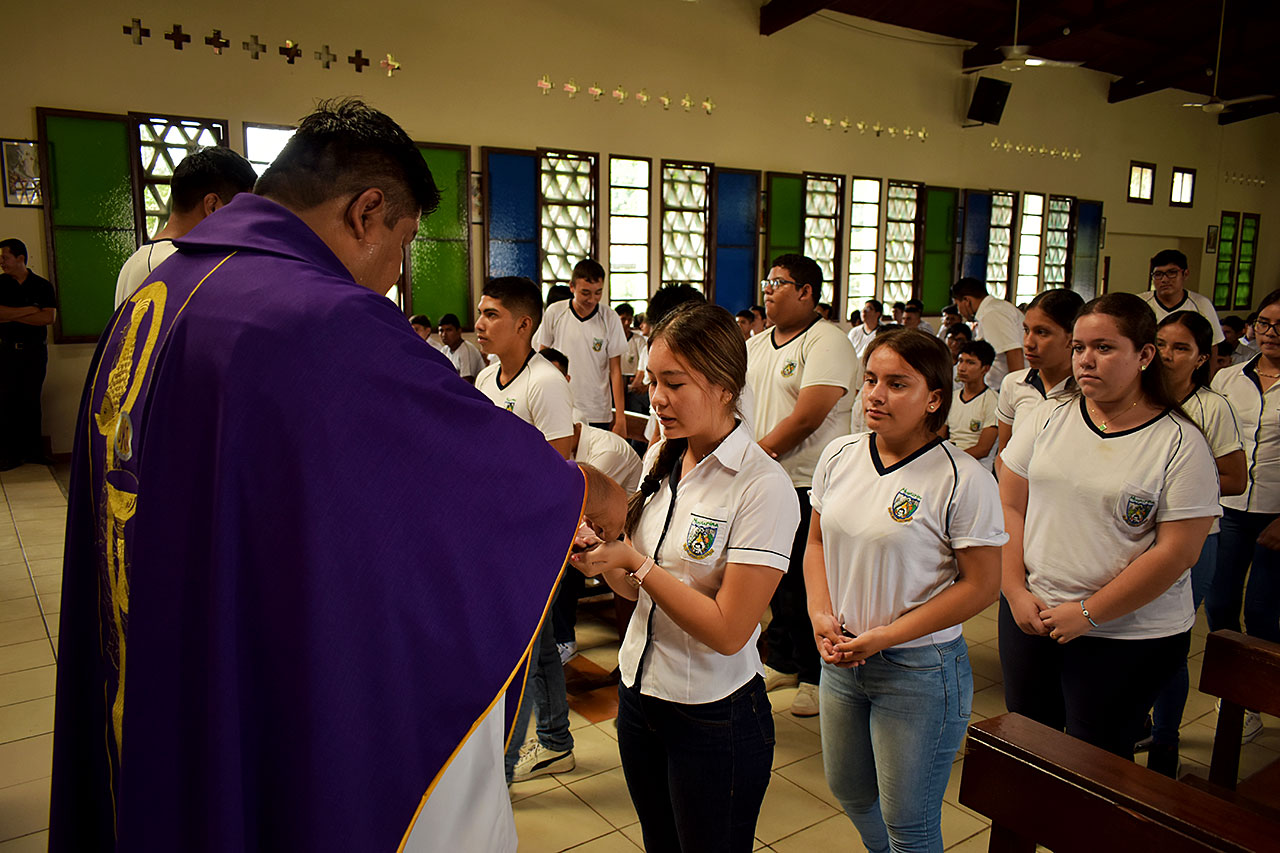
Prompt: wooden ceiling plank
<box><xmin>760</xmin><ymin>0</ymin><xmax>834</xmax><ymax>36</ymax></box>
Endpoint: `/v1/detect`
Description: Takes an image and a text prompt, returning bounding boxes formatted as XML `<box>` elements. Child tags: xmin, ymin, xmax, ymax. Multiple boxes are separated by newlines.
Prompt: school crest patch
<box><xmin>889</xmin><ymin>489</ymin><xmax>922</xmax><ymax>523</ymax></box>
<box><xmin>683</xmin><ymin>514</ymin><xmax>720</xmax><ymax>559</ymax></box>
<box><xmin>1124</xmin><ymin>495</ymin><xmax>1156</xmax><ymax>527</ymax></box>
<box><xmin>781</xmin><ymin>359</ymin><xmax>798</xmax><ymax>378</ymax></box>
<box><xmin>592</xmin><ymin>337</ymin><xmax>604</xmax><ymax>352</ymax></box>
<box><xmin>504</xmin><ymin>398</ymin><xmax>517</xmax><ymax>412</ymax></box>
<box><xmin>969</xmin><ymin>419</ymin><xmax>982</xmax><ymax>433</ymax></box>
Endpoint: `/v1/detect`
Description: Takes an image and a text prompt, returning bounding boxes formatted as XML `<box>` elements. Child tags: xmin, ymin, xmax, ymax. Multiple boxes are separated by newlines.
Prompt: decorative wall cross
<box><xmin>348</xmin><ymin>49</ymin><xmax>369</xmax><ymax>72</ymax></box>
<box><xmin>205</xmin><ymin>29</ymin><xmax>229</xmax><ymax>54</ymax></box>
<box><xmin>242</xmin><ymin>34</ymin><xmax>265</xmax><ymax>60</ymax></box>
<box><xmin>315</xmin><ymin>44</ymin><xmax>337</xmax><ymax>69</ymax></box>
<box><xmin>279</xmin><ymin>40</ymin><xmax>302</xmax><ymax>64</ymax></box>
<box><xmin>122</xmin><ymin>18</ymin><xmax>150</xmax><ymax>45</ymax></box>
<box><xmin>164</xmin><ymin>24</ymin><xmax>191</xmax><ymax>50</ymax></box>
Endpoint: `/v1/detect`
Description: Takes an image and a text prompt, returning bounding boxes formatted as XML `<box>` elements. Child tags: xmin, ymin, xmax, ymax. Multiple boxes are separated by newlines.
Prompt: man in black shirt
<box><xmin>0</xmin><ymin>238</ymin><xmax>56</xmax><ymax>469</ymax></box>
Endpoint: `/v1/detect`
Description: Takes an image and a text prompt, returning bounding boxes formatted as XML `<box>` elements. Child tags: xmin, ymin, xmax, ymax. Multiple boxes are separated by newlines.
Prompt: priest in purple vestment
<box><xmin>49</xmin><ymin>99</ymin><xmax>624</xmax><ymax>852</ymax></box>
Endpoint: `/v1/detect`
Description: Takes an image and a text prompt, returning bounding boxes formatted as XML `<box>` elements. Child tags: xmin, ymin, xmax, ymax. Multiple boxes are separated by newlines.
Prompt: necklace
<box><xmin>1087</xmin><ymin>399</ymin><xmax>1139</xmax><ymax>432</ymax></box>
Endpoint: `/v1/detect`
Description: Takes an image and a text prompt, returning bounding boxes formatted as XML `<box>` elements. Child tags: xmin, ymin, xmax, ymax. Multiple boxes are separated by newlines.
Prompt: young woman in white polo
<box><xmin>995</xmin><ymin>288</ymin><xmax>1083</xmax><ymax>458</ymax></box>
<box><xmin>999</xmin><ymin>293</ymin><xmax>1220</xmax><ymax>761</ymax></box>
<box><xmin>1139</xmin><ymin>310</ymin><xmax>1246</xmax><ymax>774</ymax></box>
<box><xmin>805</xmin><ymin>329</ymin><xmax>1006</xmax><ymax>852</ymax></box>
<box><xmin>569</xmin><ymin>303</ymin><xmax>799</xmax><ymax>853</ymax></box>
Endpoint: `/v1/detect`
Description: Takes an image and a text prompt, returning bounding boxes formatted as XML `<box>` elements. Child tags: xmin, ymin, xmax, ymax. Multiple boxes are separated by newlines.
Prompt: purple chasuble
<box><xmin>49</xmin><ymin>194</ymin><xmax>584</xmax><ymax>851</ymax></box>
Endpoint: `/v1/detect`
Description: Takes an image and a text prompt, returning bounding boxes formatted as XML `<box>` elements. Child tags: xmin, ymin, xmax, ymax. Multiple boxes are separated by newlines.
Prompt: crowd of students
<box><xmin>436</xmin><ymin>245</ymin><xmax>1273</xmax><ymax>853</ymax></box>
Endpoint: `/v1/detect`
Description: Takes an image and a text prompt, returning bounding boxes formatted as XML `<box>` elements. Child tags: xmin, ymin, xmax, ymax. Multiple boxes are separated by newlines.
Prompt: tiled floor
<box><xmin>2</xmin><ymin>460</ymin><xmax>1278</xmax><ymax>851</ymax></box>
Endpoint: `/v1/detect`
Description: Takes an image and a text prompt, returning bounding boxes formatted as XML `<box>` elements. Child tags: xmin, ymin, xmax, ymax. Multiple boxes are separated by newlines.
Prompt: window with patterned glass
<box><xmin>1128</xmin><ymin>161</ymin><xmax>1155</xmax><ymax>204</ymax></box>
<box><xmin>986</xmin><ymin>191</ymin><xmax>1016</xmax><ymax>300</ymax></box>
<box><xmin>540</xmin><ymin>150</ymin><xmax>598</xmax><ymax>294</ymax></box>
<box><xmin>1043</xmin><ymin>196</ymin><xmax>1073</xmax><ymax>289</ymax></box>
<box><xmin>131</xmin><ymin>113</ymin><xmax>228</xmax><ymax>239</ymax></box>
<box><xmin>1170</xmin><ymin>168</ymin><xmax>1196</xmax><ymax>208</ymax></box>
<box><xmin>1234</xmin><ymin>213</ymin><xmax>1260</xmax><ymax>311</ymax></box>
<box><xmin>1015</xmin><ymin>193</ymin><xmax>1046</xmax><ymax>304</ymax></box>
<box><xmin>804</xmin><ymin>174</ymin><xmax>843</xmax><ymax>307</ymax></box>
<box><xmin>846</xmin><ymin>178</ymin><xmax>881</xmax><ymax>320</ymax></box>
<box><xmin>609</xmin><ymin>157</ymin><xmax>651</xmax><ymax>313</ymax></box>
<box><xmin>244</xmin><ymin>123</ymin><xmax>296</xmax><ymax>176</ymax></box>
<box><xmin>661</xmin><ymin>161</ymin><xmax>712</xmax><ymax>292</ymax></box>
<box><xmin>883</xmin><ymin>181</ymin><xmax>921</xmax><ymax>305</ymax></box>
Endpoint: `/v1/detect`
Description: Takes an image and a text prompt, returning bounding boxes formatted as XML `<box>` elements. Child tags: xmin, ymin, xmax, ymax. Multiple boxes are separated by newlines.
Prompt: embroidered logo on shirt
<box><xmin>592</xmin><ymin>337</ymin><xmax>604</xmax><ymax>352</ymax></box>
<box><xmin>889</xmin><ymin>489</ymin><xmax>922</xmax><ymax>523</ymax></box>
<box><xmin>1124</xmin><ymin>495</ymin><xmax>1156</xmax><ymax>526</ymax></box>
<box><xmin>781</xmin><ymin>359</ymin><xmax>797</xmax><ymax>377</ymax></box>
<box><xmin>683</xmin><ymin>514</ymin><xmax>720</xmax><ymax>559</ymax></box>
<box><xmin>969</xmin><ymin>419</ymin><xmax>982</xmax><ymax>433</ymax></box>
<box><xmin>504</xmin><ymin>398</ymin><xmax>516</xmax><ymax>411</ymax></box>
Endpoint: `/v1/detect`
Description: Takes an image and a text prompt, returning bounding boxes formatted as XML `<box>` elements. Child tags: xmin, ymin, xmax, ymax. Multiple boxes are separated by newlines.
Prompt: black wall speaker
<box><xmin>967</xmin><ymin>78</ymin><xmax>1012</xmax><ymax>125</ymax></box>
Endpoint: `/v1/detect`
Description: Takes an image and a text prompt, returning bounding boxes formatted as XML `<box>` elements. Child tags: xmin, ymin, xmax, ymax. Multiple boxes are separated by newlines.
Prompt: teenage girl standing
<box><xmin>995</xmin><ymin>288</ymin><xmax>1084</xmax><ymax>457</ymax></box>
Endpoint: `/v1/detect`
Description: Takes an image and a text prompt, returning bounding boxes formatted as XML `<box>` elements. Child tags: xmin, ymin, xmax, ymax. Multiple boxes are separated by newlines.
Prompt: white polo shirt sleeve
<box><xmin>1194</xmin><ymin>387</ymin><xmax>1243</xmax><ymax>458</ymax></box>
<box><xmin>800</xmin><ymin>326</ymin><xmax>857</xmax><ymax>391</ymax></box>
<box><xmin>527</xmin><ymin>361</ymin><xmax>575</xmax><ymax>442</ymax></box>
<box><xmin>1159</xmin><ymin>423</ymin><xmax>1227</xmax><ymax>523</ymax></box>
<box><xmin>531</xmin><ymin>304</ymin><xmax>557</xmax><ymax>350</ymax></box>
<box><xmin>725</xmin><ymin>471</ymin><xmax>800</xmax><ymax>571</ymax></box>
<box><xmin>997</xmin><ymin>370</ymin><xmax>1022</xmax><ymax>424</ymax></box>
<box><xmin>980</xmin><ymin>300</ymin><xmax>1023</xmax><ymax>355</ymax></box>
<box><xmin>948</xmin><ymin>452</ymin><xmax>1007</xmax><ymax>548</ymax></box>
<box><xmin>603</xmin><ymin>308</ymin><xmax>628</xmax><ymax>360</ymax></box>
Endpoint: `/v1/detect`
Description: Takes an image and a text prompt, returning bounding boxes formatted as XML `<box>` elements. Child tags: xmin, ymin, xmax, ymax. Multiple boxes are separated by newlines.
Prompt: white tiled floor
<box><xmin>2</xmin><ymin>460</ymin><xmax>1278</xmax><ymax>851</ymax></box>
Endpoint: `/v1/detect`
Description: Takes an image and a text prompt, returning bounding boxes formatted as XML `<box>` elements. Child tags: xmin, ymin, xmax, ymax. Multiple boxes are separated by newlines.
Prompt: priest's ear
<box><xmin>344</xmin><ymin>188</ymin><xmax>391</xmax><ymax>241</ymax></box>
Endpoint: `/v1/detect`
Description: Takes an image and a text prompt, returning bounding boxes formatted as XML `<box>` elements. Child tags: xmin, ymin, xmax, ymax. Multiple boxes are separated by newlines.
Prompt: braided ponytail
<box><xmin>624</xmin><ymin>437</ymin><xmax>686</xmax><ymax>537</ymax></box>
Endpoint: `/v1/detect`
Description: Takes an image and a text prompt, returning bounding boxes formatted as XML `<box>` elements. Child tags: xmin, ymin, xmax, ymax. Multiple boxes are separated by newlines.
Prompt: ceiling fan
<box><xmin>1182</xmin><ymin>0</ymin><xmax>1272</xmax><ymax>114</ymax></box>
<box><xmin>964</xmin><ymin>0</ymin><xmax>1083</xmax><ymax>72</ymax></box>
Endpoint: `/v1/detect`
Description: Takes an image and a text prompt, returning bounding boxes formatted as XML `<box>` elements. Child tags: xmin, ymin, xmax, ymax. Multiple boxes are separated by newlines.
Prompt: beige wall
<box><xmin>1</xmin><ymin>0</ymin><xmax>1276</xmax><ymax>452</ymax></box>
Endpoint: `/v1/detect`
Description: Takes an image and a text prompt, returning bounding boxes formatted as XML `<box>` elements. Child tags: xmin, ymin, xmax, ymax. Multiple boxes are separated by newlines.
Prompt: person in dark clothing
<box><xmin>0</xmin><ymin>238</ymin><xmax>56</xmax><ymax>469</ymax></box>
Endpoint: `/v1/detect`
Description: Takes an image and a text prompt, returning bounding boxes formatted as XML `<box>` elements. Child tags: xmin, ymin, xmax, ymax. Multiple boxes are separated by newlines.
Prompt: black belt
<box><xmin>0</xmin><ymin>340</ymin><xmax>44</xmax><ymax>350</ymax></box>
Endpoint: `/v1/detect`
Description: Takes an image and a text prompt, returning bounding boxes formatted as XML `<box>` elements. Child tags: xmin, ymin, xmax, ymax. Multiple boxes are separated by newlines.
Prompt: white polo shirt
<box><xmin>114</xmin><ymin>239</ymin><xmax>178</xmax><ymax>308</ymax></box>
<box><xmin>847</xmin><ymin>323</ymin><xmax>880</xmax><ymax>359</ymax></box>
<box><xmin>948</xmin><ymin>386</ymin><xmax>999</xmax><ymax>473</ymax></box>
<box><xmin>533</xmin><ymin>301</ymin><xmax>628</xmax><ymax>423</ymax></box>
<box><xmin>622</xmin><ymin>332</ymin><xmax>646</xmax><ymax>377</ymax></box>
<box><xmin>619</xmin><ymin>423</ymin><xmax>800</xmax><ymax>703</ymax></box>
<box><xmin>1140</xmin><ymin>290</ymin><xmax>1226</xmax><ymax>345</ymax></box>
<box><xmin>1181</xmin><ymin>384</ymin><xmax>1243</xmax><ymax>534</ymax></box>
<box><xmin>811</xmin><ymin>434</ymin><xmax>1007</xmax><ymax>648</ymax></box>
<box><xmin>997</xmin><ymin>369</ymin><xmax>1076</xmax><ymax>436</ymax></box>
<box><xmin>475</xmin><ymin>351</ymin><xmax>574</xmax><ymax>443</ymax></box>
<box><xmin>1003</xmin><ymin>397</ymin><xmax>1221</xmax><ymax>639</ymax></box>
<box><xmin>444</xmin><ymin>340</ymin><xmax>487</xmax><ymax>380</ymax></box>
<box><xmin>746</xmin><ymin>318</ymin><xmax>860</xmax><ymax>489</ymax></box>
<box><xmin>1211</xmin><ymin>356</ymin><xmax>1280</xmax><ymax>514</ymax></box>
<box><xmin>572</xmin><ymin>424</ymin><xmax>643</xmax><ymax>494</ymax></box>
<box><xmin>972</xmin><ymin>296</ymin><xmax>1024</xmax><ymax>392</ymax></box>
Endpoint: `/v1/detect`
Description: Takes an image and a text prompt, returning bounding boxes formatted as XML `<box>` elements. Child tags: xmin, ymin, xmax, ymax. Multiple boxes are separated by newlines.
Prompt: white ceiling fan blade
<box><xmin>1223</xmin><ymin>94</ymin><xmax>1274</xmax><ymax>106</ymax></box>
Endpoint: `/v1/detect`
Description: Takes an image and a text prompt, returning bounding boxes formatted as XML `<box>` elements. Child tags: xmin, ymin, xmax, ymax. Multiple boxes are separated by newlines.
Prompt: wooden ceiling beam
<box><xmin>760</xmin><ymin>0</ymin><xmax>832</xmax><ymax>36</ymax></box>
<box><xmin>1218</xmin><ymin>98</ymin><xmax>1280</xmax><ymax>125</ymax></box>
<box><xmin>963</xmin><ymin>0</ymin><xmax>1166</xmax><ymax>69</ymax></box>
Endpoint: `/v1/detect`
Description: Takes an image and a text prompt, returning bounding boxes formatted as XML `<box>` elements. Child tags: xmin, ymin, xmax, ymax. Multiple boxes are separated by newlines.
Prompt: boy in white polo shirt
<box><xmin>944</xmin><ymin>340</ymin><xmax>998</xmax><ymax>473</ymax></box>
<box><xmin>747</xmin><ymin>253</ymin><xmax>860</xmax><ymax>717</ymax></box>
<box><xmin>533</xmin><ymin>259</ymin><xmax>628</xmax><ymax>436</ymax></box>
<box><xmin>951</xmin><ymin>277</ymin><xmax>1024</xmax><ymax>392</ymax></box>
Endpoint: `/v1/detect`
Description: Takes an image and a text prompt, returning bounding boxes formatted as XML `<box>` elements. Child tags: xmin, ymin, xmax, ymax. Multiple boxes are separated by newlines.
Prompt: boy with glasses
<box><xmin>1139</xmin><ymin>249</ymin><xmax>1224</xmax><ymax>345</ymax></box>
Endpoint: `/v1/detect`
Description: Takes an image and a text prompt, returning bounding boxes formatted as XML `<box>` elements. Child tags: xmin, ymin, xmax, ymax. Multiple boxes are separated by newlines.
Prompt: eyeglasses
<box><xmin>1150</xmin><ymin>269</ymin><xmax>1184</xmax><ymax>281</ymax></box>
<box><xmin>1255</xmin><ymin>318</ymin><xmax>1280</xmax><ymax>336</ymax></box>
<box><xmin>761</xmin><ymin>278</ymin><xmax>797</xmax><ymax>293</ymax></box>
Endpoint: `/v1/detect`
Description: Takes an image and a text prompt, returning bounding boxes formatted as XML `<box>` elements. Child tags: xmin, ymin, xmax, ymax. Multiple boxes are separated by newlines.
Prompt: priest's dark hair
<box><xmin>170</xmin><ymin>147</ymin><xmax>258</xmax><ymax>213</ymax></box>
<box><xmin>256</xmin><ymin>98</ymin><xmax>440</xmax><ymax>224</ymax></box>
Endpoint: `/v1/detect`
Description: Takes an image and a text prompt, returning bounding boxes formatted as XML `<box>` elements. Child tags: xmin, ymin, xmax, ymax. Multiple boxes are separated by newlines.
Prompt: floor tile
<box><xmin>511</xmin><ymin>786</ymin><xmax>614</xmax><ymax>853</ymax></box>
<box><xmin>0</xmin><ymin>735</ymin><xmax>52</xmax><ymax>789</ymax></box>
<box><xmin>0</xmin><ymin>666</ymin><xmax>56</xmax><ymax>708</ymax></box>
<box><xmin>562</xmin><ymin>830</ymin><xmax>641</xmax><ymax>852</ymax></box>
<box><xmin>947</xmin><ymin>827</ymin><xmax>992</xmax><ymax>852</ymax></box>
<box><xmin>0</xmin><ymin>777</ymin><xmax>50</xmax><ymax>840</ymax></box>
<box><xmin>567</xmin><ymin>766</ymin><xmax>637</xmax><ymax>829</ymax></box>
<box><xmin>508</xmin><ymin>773</ymin><xmax>562</xmax><ymax>804</ymax></box>
<box><xmin>970</xmin><ymin>685</ymin><xmax>1007</xmax><ymax>719</ymax></box>
<box><xmin>556</xmin><ymin>722</ymin><xmax>622</xmax><ymax>783</ymax></box>
<box><xmin>774</xmin><ymin>752</ymin><xmax>839</xmax><ymax>809</ymax></box>
<box><xmin>0</xmin><ymin>697</ymin><xmax>54</xmax><ymax>744</ymax></box>
<box><xmin>967</xmin><ymin>641</ymin><xmax>1003</xmax><ymax>683</ymax></box>
<box><xmin>771</xmin><ymin>813</ymin><xmax>867</xmax><ymax>852</ymax></box>
<box><xmin>0</xmin><ymin>641</ymin><xmax>53</xmax><ymax>675</ymax></box>
<box><xmin>755</xmin><ymin>773</ymin><xmax>840</xmax><ymax>845</ymax></box>
<box><xmin>941</xmin><ymin>801</ymin><xmax>989</xmax><ymax>847</ymax></box>
<box><xmin>961</xmin><ymin>616</ymin><xmax>998</xmax><ymax>645</ymax></box>
<box><xmin>771</xmin><ymin>714</ymin><xmax>823</xmax><ymax>770</ymax></box>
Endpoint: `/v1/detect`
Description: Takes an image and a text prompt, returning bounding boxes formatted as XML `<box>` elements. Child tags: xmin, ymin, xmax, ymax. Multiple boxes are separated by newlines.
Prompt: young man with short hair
<box><xmin>938</xmin><ymin>303</ymin><xmax>961</xmax><ymax>337</ymax></box>
<box><xmin>750</xmin><ymin>304</ymin><xmax>767</xmax><ymax>335</ymax></box>
<box><xmin>944</xmin><ymin>340</ymin><xmax>999</xmax><ymax>473</ymax></box>
<box><xmin>847</xmin><ymin>298</ymin><xmax>882</xmax><ymax>359</ymax></box>
<box><xmin>437</xmin><ymin>313</ymin><xmax>486</xmax><ymax>382</ymax></box>
<box><xmin>409</xmin><ymin>314</ymin><xmax>447</xmax><ymax>352</ymax></box>
<box><xmin>951</xmin><ymin>277</ymin><xmax>1025</xmax><ymax>392</ymax></box>
<box><xmin>114</xmin><ymin>147</ymin><xmax>258</xmax><ymax>307</ymax></box>
<box><xmin>533</xmin><ymin>259</ymin><xmax>628</xmax><ymax>436</ymax></box>
<box><xmin>615</xmin><ymin>302</ymin><xmax>648</xmax><ymax>413</ymax></box>
<box><xmin>1140</xmin><ymin>249</ymin><xmax>1225</xmax><ymax>345</ymax></box>
<box><xmin>747</xmin><ymin>253</ymin><xmax>860</xmax><ymax>717</ymax></box>
<box><xmin>736</xmin><ymin>309</ymin><xmax>756</xmax><ymax>340</ymax></box>
<box><xmin>891</xmin><ymin>301</ymin><xmax>906</xmax><ymax>324</ymax></box>
<box><xmin>0</xmin><ymin>238</ymin><xmax>56</xmax><ymax>469</ymax></box>
<box><xmin>904</xmin><ymin>298</ymin><xmax>935</xmax><ymax>335</ymax></box>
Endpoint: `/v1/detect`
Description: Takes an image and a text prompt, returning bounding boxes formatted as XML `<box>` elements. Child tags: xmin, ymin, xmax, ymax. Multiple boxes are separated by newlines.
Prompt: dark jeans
<box><xmin>551</xmin><ymin>569</ymin><xmax>584</xmax><ymax>645</ymax></box>
<box><xmin>617</xmin><ymin>677</ymin><xmax>774</xmax><ymax>853</ymax></box>
<box><xmin>997</xmin><ymin>597</ymin><xmax>1189</xmax><ymax>760</ymax></box>
<box><xmin>0</xmin><ymin>342</ymin><xmax>47</xmax><ymax>463</ymax></box>
<box><xmin>1206</xmin><ymin>507</ymin><xmax>1280</xmax><ymax>643</ymax></box>
<box><xmin>504</xmin><ymin>609</ymin><xmax>573</xmax><ymax>781</ymax></box>
<box><xmin>763</xmin><ymin>488</ymin><xmax>819</xmax><ymax>684</ymax></box>
<box><xmin>1151</xmin><ymin>534</ymin><xmax>1217</xmax><ymax>745</ymax></box>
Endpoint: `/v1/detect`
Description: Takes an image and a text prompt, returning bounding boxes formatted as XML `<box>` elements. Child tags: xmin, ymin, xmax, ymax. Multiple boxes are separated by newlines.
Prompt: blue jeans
<box><xmin>617</xmin><ymin>676</ymin><xmax>774</xmax><ymax>853</ymax></box>
<box><xmin>504</xmin><ymin>612</ymin><xmax>573</xmax><ymax>781</ymax></box>
<box><xmin>820</xmin><ymin>636</ymin><xmax>972</xmax><ymax>853</ymax></box>
<box><xmin>1151</xmin><ymin>534</ymin><xmax>1217</xmax><ymax>745</ymax></box>
<box><xmin>1206</xmin><ymin>508</ymin><xmax>1280</xmax><ymax>643</ymax></box>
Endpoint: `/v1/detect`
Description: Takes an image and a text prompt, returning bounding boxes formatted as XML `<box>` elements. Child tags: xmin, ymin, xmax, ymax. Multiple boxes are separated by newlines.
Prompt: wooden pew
<box><xmin>959</xmin><ymin>713</ymin><xmax>1279</xmax><ymax>852</ymax></box>
<box><xmin>1196</xmin><ymin>630</ymin><xmax>1280</xmax><ymax>813</ymax></box>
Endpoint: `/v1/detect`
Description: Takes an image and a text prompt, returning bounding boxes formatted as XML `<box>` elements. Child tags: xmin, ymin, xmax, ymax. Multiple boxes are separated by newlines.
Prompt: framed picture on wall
<box><xmin>1206</xmin><ymin>224</ymin><xmax>1219</xmax><ymax>254</ymax></box>
<box><xmin>1</xmin><ymin>139</ymin><xmax>41</xmax><ymax>208</ymax></box>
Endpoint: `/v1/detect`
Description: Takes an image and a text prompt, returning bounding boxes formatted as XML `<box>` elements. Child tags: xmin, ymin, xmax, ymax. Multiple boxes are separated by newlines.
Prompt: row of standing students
<box><xmin>568</xmin><ymin>272</ymin><xmax>1279</xmax><ymax>853</ymax></box>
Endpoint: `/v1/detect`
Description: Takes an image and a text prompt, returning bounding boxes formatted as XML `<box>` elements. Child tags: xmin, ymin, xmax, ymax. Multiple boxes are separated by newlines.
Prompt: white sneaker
<box><xmin>512</xmin><ymin>743</ymin><xmax>575</xmax><ymax>782</ymax></box>
<box><xmin>791</xmin><ymin>682</ymin><xmax>820</xmax><ymax>717</ymax></box>
<box><xmin>1243</xmin><ymin>711</ymin><xmax>1264</xmax><ymax>744</ymax></box>
<box><xmin>557</xmin><ymin>641</ymin><xmax>577</xmax><ymax>665</ymax></box>
<box><xmin>763</xmin><ymin>665</ymin><xmax>799</xmax><ymax>692</ymax></box>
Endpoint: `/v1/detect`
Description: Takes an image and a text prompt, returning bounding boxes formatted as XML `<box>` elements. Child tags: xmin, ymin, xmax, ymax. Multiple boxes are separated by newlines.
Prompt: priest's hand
<box><xmin>579</xmin><ymin>463</ymin><xmax>627</xmax><ymax>543</ymax></box>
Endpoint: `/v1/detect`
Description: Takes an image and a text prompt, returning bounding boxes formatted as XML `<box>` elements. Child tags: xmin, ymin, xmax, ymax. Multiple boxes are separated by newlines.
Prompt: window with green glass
<box><xmin>408</xmin><ymin>143</ymin><xmax>472</xmax><ymax>324</ymax></box>
<box><xmin>608</xmin><ymin>156</ymin><xmax>651</xmax><ymax>313</ymax></box>
<box><xmin>1234</xmin><ymin>213</ymin><xmax>1259</xmax><ymax>311</ymax></box>
<box><xmin>129</xmin><ymin>113</ymin><xmax>228</xmax><ymax>240</ymax></box>
<box><xmin>846</xmin><ymin>178</ymin><xmax>881</xmax><ymax>319</ymax></box>
<box><xmin>661</xmin><ymin>161</ymin><xmax>712</xmax><ymax>292</ymax></box>
<box><xmin>1214</xmin><ymin>212</ymin><xmax>1239</xmax><ymax>310</ymax></box>
<box><xmin>37</xmin><ymin>108</ymin><xmax>137</xmax><ymax>342</ymax></box>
